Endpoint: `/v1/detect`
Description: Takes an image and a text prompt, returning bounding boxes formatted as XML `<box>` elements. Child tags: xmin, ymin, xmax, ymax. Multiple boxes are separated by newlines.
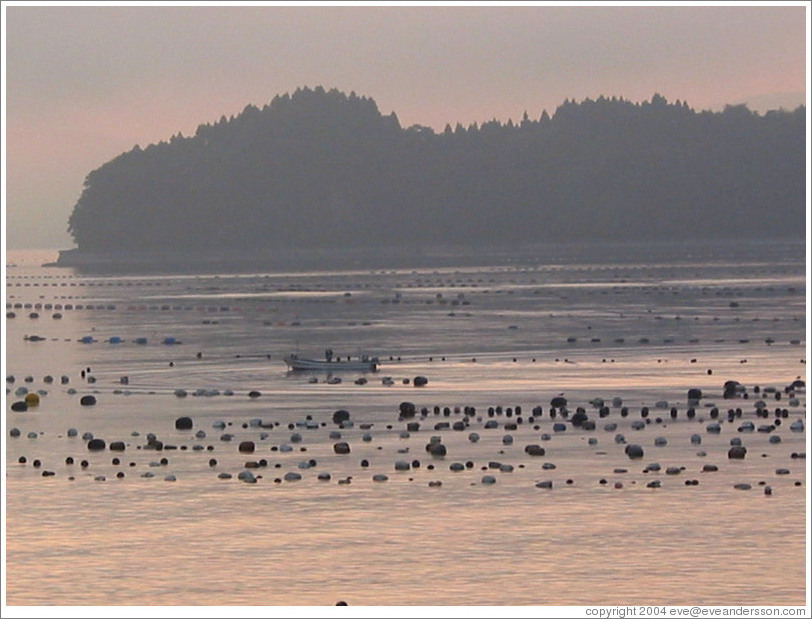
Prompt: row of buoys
<box><xmin>7</xmin><ymin>299</ymin><xmax>365</xmax><ymax>311</ymax></box>
<box><xmin>8</xmin><ymin>401</ymin><xmax>805</xmax><ymax>491</ymax></box>
<box><xmin>13</xmin><ymin>394</ymin><xmax>800</xmax><ymax>444</ymax></box>
<box><xmin>5</xmin><ymin>291</ymin><xmax>802</xmax><ymax>325</ymax></box>
<box><xmin>564</xmin><ymin>335</ymin><xmax>802</xmax><ymax>346</ymax></box>
<box><xmin>77</xmin><ymin>335</ymin><xmax>182</xmax><ymax>345</ymax></box>
<box><xmin>6</xmin><ymin>283</ymin><xmax>803</xmax><ymax>303</ymax></box>
<box><xmin>8</xmin><ymin>302</ymin><xmax>119</xmax><ymax>310</ymax></box>
<box><xmin>11</xmin><ymin>434</ymin><xmax>802</xmax><ymax>490</ymax></box>
<box><xmin>8</xmin><ymin>376</ymin><xmax>803</xmax><ymax>418</ymax></box>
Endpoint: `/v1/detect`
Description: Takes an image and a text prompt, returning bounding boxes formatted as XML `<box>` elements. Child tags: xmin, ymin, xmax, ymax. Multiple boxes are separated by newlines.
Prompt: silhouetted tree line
<box><xmin>66</xmin><ymin>86</ymin><xmax>806</xmax><ymax>253</ymax></box>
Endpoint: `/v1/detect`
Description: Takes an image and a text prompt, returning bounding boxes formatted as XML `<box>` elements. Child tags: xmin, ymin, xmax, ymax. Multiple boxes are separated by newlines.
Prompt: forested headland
<box><xmin>62</xmin><ymin>86</ymin><xmax>805</xmax><ymax>262</ymax></box>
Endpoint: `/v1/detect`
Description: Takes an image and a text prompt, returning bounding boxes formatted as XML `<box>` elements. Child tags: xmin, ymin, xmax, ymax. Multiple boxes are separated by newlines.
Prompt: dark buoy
<box><xmin>332</xmin><ymin>409</ymin><xmax>351</xmax><ymax>425</ymax></box>
<box><xmin>175</xmin><ymin>416</ymin><xmax>193</xmax><ymax>430</ymax></box>
<box><xmin>87</xmin><ymin>438</ymin><xmax>106</xmax><ymax>451</ymax></box>
<box><xmin>625</xmin><ymin>444</ymin><xmax>644</xmax><ymax>459</ymax></box>
<box><xmin>728</xmin><ymin>445</ymin><xmax>747</xmax><ymax>459</ymax></box>
<box><xmin>239</xmin><ymin>441</ymin><xmax>255</xmax><ymax>453</ymax></box>
<box><xmin>80</xmin><ymin>395</ymin><xmax>97</xmax><ymax>406</ymax></box>
<box><xmin>333</xmin><ymin>442</ymin><xmax>351</xmax><ymax>455</ymax></box>
<box><xmin>428</xmin><ymin>443</ymin><xmax>447</xmax><ymax>457</ymax></box>
<box><xmin>398</xmin><ymin>402</ymin><xmax>417</xmax><ymax>419</ymax></box>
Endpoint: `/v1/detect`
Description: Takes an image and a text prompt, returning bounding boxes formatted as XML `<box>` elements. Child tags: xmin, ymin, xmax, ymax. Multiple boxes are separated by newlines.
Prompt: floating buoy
<box><xmin>175</xmin><ymin>416</ymin><xmax>193</xmax><ymax>430</ymax></box>
<box><xmin>87</xmin><ymin>438</ymin><xmax>106</xmax><ymax>451</ymax></box>
<box><xmin>625</xmin><ymin>444</ymin><xmax>644</xmax><ymax>459</ymax></box>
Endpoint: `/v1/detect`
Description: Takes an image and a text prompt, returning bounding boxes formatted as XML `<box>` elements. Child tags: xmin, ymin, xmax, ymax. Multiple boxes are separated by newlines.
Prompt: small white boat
<box><xmin>284</xmin><ymin>352</ymin><xmax>379</xmax><ymax>372</ymax></box>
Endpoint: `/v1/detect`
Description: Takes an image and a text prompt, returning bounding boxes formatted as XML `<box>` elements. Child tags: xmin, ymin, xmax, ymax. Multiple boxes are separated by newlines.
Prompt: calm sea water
<box><xmin>3</xmin><ymin>241</ymin><xmax>808</xmax><ymax>611</ymax></box>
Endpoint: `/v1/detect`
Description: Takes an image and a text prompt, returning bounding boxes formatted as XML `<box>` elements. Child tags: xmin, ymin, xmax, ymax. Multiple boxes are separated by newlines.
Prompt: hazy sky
<box><xmin>3</xmin><ymin>2</ymin><xmax>808</xmax><ymax>251</ymax></box>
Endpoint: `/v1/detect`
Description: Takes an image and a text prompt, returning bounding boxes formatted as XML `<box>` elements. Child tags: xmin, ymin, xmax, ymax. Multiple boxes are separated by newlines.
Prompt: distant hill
<box><xmin>61</xmin><ymin>86</ymin><xmax>806</xmax><ymax>263</ymax></box>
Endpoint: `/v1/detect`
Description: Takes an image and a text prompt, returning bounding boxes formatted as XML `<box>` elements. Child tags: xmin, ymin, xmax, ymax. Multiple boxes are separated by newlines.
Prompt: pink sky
<box><xmin>3</xmin><ymin>3</ymin><xmax>808</xmax><ymax>250</ymax></box>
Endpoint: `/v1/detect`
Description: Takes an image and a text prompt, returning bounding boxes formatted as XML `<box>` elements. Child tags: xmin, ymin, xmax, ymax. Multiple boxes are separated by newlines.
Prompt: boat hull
<box><xmin>283</xmin><ymin>355</ymin><xmax>378</xmax><ymax>372</ymax></box>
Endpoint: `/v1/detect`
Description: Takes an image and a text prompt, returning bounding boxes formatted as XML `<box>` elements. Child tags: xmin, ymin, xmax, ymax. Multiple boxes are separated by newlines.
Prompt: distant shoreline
<box><xmin>22</xmin><ymin>237</ymin><xmax>805</xmax><ymax>275</ymax></box>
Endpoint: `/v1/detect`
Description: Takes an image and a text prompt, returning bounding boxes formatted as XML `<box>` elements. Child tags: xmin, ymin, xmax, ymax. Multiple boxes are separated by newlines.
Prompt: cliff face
<box><xmin>65</xmin><ymin>87</ymin><xmax>806</xmax><ymax>256</ymax></box>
